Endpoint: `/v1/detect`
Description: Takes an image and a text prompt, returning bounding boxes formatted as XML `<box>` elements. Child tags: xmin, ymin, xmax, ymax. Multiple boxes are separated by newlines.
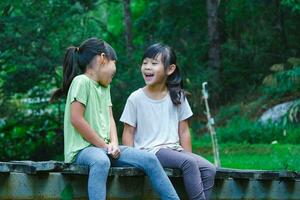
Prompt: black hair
<box><xmin>50</xmin><ymin>37</ymin><xmax>117</xmax><ymax>102</ymax></box>
<box><xmin>142</xmin><ymin>43</ymin><xmax>185</xmax><ymax>105</ymax></box>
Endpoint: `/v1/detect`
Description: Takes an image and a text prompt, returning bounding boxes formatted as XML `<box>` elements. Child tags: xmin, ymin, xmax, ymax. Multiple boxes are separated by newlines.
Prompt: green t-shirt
<box><xmin>64</xmin><ymin>74</ymin><xmax>112</xmax><ymax>163</ymax></box>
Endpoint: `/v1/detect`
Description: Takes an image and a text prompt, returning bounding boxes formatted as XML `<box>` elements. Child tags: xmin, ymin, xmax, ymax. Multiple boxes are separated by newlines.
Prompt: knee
<box><xmin>149</xmin><ymin>152</ymin><xmax>160</xmax><ymax>163</ymax></box>
<box><xmin>91</xmin><ymin>157</ymin><xmax>111</xmax><ymax>171</ymax></box>
<box><xmin>144</xmin><ymin>152</ymin><xmax>161</xmax><ymax>167</ymax></box>
<box><xmin>181</xmin><ymin>157</ymin><xmax>198</xmax><ymax>170</ymax></box>
<box><xmin>205</xmin><ymin>163</ymin><xmax>217</xmax><ymax>179</ymax></box>
<box><xmin>209</xmin><ymin>164</ymin><xmax>217</xmax><ymax>177</ymax></box>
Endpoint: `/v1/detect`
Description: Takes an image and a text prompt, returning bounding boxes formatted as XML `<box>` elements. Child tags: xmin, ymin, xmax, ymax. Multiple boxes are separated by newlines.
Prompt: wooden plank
<box><xmin>11</xmin><ymin>160</ymin><xmax>65</xmax><ymax>172</ymax></box>
<box><xmin>279</xmin><ymin>171</ymin><xmax>300</xmax><ymax>180</ymax></box>
<box><xmin>1</xmin><ymin>161</ymin><xmax>299</xmax><ymax>181</ymax></box>
<box><xmin>164</xmin><ymin>168</ymin><xmax>182</xmax><ymax>177</ymax></box>
<box><xmin>5</xmin><ymin>161</ymin><xmax>182</xmax><ymax>177</ymax></box>
<box><xmin>0</xmin><ymin>162</ymin><xmax>36</xmax><ymax>174</ymax></box>
<box><xmin>216</xmin><ymin>168</ymin><xmax>280</xmax><ymax>180</ymax></box>
<box><xmin>0</xmin><ymin>162</ymin><xmax>10</xmax><ymax>173</ymax></box>
<box><xmin>62</xmin><ymin>163</ymin><xmax>88</xmax><ymax>175</ymax></box>
<box><xmin>109</xmin><ymin>167</ymin><xmax>144</xmax><ymax>176</ymax></box>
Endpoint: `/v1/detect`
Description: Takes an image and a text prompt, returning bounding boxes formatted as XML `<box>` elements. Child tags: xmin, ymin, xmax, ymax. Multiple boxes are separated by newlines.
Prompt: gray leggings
<box><xmin>156</xmin><ymin>148</ymin><xmax>216</xmax><ymax>200</ymax></box>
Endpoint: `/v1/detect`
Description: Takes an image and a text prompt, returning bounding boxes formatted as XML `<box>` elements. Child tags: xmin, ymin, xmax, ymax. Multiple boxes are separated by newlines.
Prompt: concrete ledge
<box><xmin>0</xmin><ymin>161</ymin><xmax>299</xmax><ymax>199</ymax></box>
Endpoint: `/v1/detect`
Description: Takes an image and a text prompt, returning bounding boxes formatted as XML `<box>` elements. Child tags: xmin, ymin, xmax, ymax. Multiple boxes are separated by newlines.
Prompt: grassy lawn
<box><xmin>192</xmin><ymin>137</ymin><xmax>300</xmax><ymax>172</ymax></box>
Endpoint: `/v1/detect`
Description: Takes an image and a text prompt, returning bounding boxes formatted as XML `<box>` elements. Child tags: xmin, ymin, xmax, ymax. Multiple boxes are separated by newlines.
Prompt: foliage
<box><xmin>284</xmin><ymin>99</ymin><xmax>300</xmax><ymax>124</ymax></box>
<box><xmin>262</xmin><ymin>66</ymin><xmax>300</xmax><ymax>97</ymax></box>
<box><xmin>214</xmin><ymin>57</ymin><xmax>300</xmax><ymax>146</ymax></box>
<box><xmin>216</xmin><ymin>116</ymin><xmax>300</xmax><ymax>144</ymax></box>
<box><xmin>0</xmin><ymin>0</ymin><xmax>107</xmax><ymax>160</ymax></box>
<box><xmin>193</xmin><ymin>139</ymin><xmax>300</xmax><ymax>171</ymax></box>
<box><xmin>281</xmin><ymin>0</ymin><xmax>300</xmax><ymax>12</ymax></box>
<box><xmin>0</xmin><ymin>0</ymin><xmax>300</xmax><ymax>161</ymax></box>
<box><xmin>0</xmin><ymin>111</ymin><xmax>63</xmax><ymax>161</ymax></box>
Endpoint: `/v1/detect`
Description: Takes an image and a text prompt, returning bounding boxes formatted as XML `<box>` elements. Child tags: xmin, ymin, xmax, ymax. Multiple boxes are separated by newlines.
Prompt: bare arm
<box><xmin>109</xmin><ymin>107</ymin><xmax>119</xmax><ymax>146</ymax></box>
<box><xmin>71</xmin><ymin>101</ymin><xmax>108</xmax><ymax>148</ymax></box>
<box><xmin>122</xmin><ymin>123</ymin><xmax>135</xmax><ymax>147</ymax></box>
<box><xmin>108</xmin><ymin>106</ymin><xmax>120</xmax><ymax>158</ymax></box>
<box><xmin>178</xmin><ymin>120</ymin><xmax>192</xmax><ymax>152</ymax></box>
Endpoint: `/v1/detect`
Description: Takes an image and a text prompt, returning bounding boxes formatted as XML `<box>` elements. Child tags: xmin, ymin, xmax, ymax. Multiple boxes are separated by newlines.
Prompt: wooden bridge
<box><xmin>0</xmin><ymin>161</ymin><xmax>299</xmax><ymax>199</ymax></box>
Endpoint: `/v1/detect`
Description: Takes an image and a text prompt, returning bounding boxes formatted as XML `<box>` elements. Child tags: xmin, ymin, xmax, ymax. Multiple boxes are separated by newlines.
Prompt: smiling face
<box><xmin>141</xmin><ymin>54</ymin><xmax>167</xmax><ymax>87</ymax></box>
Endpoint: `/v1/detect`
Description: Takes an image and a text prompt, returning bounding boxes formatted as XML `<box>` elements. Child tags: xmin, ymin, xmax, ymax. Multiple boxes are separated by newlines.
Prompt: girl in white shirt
<box><xmin>121</xmin><ymin>43</ymin><xmax>216</xmax><ymax>200</ymax></box>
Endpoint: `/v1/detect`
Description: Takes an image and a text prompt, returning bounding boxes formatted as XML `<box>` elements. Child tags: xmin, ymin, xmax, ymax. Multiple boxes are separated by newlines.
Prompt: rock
<box><xmin>259</xmin><ymin>101</ymin><xmax>294</xmax><ymax>124</ymax></box>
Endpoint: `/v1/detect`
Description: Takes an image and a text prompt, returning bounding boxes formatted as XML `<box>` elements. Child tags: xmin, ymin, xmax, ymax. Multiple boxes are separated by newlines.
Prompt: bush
<box><xmin>0</xmin><ymin>111</ymin><xmax>63</xmax><ymax>161</ymax></box>
<box><xmin>262</xmin><ymin>66</ymin><xmax>300</xmax><ymax>97</ymax></box>
<box><xmin>217</xmin><ymin>116</ymin><xmax>300</xmax><ymax>144</ymax></box>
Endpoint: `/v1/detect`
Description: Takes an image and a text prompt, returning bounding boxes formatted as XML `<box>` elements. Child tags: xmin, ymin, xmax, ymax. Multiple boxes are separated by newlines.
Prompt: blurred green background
<box><xmin>0</xmin><ymin>0</ymin><xmax>299</xmax><ymax>170</ymax></box>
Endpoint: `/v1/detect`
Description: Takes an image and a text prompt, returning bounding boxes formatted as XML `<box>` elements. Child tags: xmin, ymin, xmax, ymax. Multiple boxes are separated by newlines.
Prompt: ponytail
<box><xmin>167</xmin><ymin>66</ymin><xmax>185</xmax><ymax>105</ymax></box>
<box><xmin>50</xmin><ymin>47</ymin><xmax>80</xmax><ymax>103</ymax></box>
<box><xmin>50</xmin><ymin>37</ymin><xmax>117</xmax><ymax>103</ymax></box>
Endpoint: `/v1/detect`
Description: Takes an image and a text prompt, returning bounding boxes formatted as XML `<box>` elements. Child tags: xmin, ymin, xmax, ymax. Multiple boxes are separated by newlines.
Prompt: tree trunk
<box><xmin>274</xmin><ymin>0</ymin><xmax>288</xmax><ymax>51</ymax></box>
<box><xmin>206</xmin><ymin>0</ymin><xmax>221</xmax><ymax>106</ymax></box>
<box><xmin>207</xmin><ymin>0</ymin><xmax>221</xmax><ymax>80</ymax></box>
<box><xmin>123</xmin><ymin>0</ymin><xmax>133</xmax><ymax>57</ymax></box>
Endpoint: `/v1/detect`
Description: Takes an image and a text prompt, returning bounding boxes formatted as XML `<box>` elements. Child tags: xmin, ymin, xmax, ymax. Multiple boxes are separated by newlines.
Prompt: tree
<box><xmin>207</xmin><ymin>0</ymin><xmax>221</xmax><ymax>92</ymax></box>
<box><xmin>122</xmin><ymin>0</ymin><xmax>134</xmax><ymax>57</ymax></box>
<box><xmin>0</xmin><ymin>0</ymin><xmax>107</xmax><ymax>160</ymax></box>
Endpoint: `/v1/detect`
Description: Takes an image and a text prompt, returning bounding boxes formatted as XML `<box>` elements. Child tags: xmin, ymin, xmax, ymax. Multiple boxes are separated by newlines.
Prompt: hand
<box><xmin>107</xmin><ymin>143</ymin><xmax>120</xmax><ymax>159</ymax></box>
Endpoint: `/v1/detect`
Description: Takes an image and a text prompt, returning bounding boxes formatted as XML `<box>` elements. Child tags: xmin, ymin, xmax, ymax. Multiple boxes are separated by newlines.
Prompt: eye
<box><xmin>152</xmin><ymin>62</ymin><xmax>158</xmax><ymax>65</ymax></box>
<box><xmin>142</xmin><ymin>61</ymin><xmax>148</xmax><ymax>65</ymax></box>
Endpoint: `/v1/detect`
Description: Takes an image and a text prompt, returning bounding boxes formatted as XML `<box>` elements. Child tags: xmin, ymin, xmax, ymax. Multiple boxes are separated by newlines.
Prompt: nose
<box><xmin>112</xmin><ymin>62</ymin><xmax>116</xmax><ymax>71</ymax></box>
<box><xmin>112</xmin><ymin>65</ymin><xmax>116</xmax><ymax>75</ymax></box>
<box><xmin>144</xmin><ymin>63</ymin><xmax>151</xmax><ymax>70</ymax></box>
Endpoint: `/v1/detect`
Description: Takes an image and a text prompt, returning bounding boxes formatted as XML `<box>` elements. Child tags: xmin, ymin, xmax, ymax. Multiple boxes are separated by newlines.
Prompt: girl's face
<box><xmin>141</xmin><ymin>54</ymin><xmax>167</xmax><ymax>87</ymax></box>
<box><xmin>97</xmin><ymin>56</ymin><xmax>116</xmax><ymax>87</ymax></box>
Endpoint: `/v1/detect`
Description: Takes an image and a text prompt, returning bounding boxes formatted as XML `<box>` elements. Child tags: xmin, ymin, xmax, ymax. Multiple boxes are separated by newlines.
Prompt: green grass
<box><xmin>192</xmin><ymin>136</ymin><xmax>300</xmax><ymax>171</ymax></box>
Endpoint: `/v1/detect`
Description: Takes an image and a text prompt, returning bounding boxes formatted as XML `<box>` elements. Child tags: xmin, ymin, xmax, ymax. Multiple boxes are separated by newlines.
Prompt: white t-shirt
<box><xmin>120</xmin><ymin>88</ymin><xmax>193</xmax><ymax>154</ymax></box>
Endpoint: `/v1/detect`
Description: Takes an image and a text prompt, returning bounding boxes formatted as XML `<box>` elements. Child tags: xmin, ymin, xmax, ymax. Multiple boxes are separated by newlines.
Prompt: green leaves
<box><xmin>285</xmin><ymin>99</ymin><xmax>300</xmax><ymax>124</ymax></box>
<box><xmin>281</xmin><ymin>0</ymin><xmax>300</xmax><ymax>13</ymax></box>
<box><xmin>0</xmin><ymin>0</ymin><xmax>300</xmax><ymax>161</ymax></box>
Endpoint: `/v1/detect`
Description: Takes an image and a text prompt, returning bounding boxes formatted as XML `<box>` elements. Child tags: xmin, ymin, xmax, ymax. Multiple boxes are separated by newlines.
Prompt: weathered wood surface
<box><xmin>0</xmin><ymin>161</ymin><xmax>299</xmax><ymax>200</ymax></box>
<box><xmin>1</xmin><ymin>161</ymin><xmax>299</xmax><ymax>179</ymax></box>
<box><xmin>216</xmin><ymin>167</ymin><xmax>300</xmax><ymax>180</ymax></box>
<box><xmin>0</xmin><ymin>161</ymin><xmax>183</xmax><ymax>176</ymax></box>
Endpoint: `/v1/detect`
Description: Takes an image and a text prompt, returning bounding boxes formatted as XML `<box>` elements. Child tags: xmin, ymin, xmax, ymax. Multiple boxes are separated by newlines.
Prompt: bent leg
<box><xmin>156</xmin><ymin>148</ymin><xmax>206</xmax><ymax>200</ymax></box>
<box><xmin>75</xmin><ymin>146</ymin><xmax>110</xmax><ymax>200</ymax></box>
<box><xmin>182</xmin><ymin>151</ymin><xmax>216</xmax><ymax>200</ymax></box>
<box><xmin>111</xmin><ymin>146</ymin><xmax>179</xmax><ymax>200</ymax></box>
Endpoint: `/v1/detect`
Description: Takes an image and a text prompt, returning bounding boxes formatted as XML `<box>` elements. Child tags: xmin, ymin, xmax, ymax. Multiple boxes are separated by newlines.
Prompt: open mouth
<box><xmin>144</xmin><ymin>73</ymin><xmax>154</xmax><ymax>78</ymax></box>
<box><xmin>144</xmin><ymin>73</ymin><xmax>154</xmax><ymax>82</ymax></box>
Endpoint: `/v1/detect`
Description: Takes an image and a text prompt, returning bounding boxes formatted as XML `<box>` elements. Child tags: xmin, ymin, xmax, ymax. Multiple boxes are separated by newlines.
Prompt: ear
<box><xmin>166</xmin><ymin>64</ymin><xmax>176</xmax><ymax>75</ymax></box>
<box><xmin>99</xmin><ymin>53</ymin><xmax>107</xmax><ymax>64</ymax></box>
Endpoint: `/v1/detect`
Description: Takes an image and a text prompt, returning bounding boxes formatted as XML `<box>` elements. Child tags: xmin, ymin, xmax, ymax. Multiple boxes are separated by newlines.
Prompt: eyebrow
<box><xmin>144</xmin><ymin>57</ymin><xmax>159</xmax><ymax>61</ymax></box>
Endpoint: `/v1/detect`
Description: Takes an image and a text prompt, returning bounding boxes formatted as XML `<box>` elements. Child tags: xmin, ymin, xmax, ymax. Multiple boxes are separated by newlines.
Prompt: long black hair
<box><xmin>50</xmin><ymin>37</ymin><xmax>117</xmax><ymax>102</ymax></box>
<box><xmin>142</xmin><ymin>43</ymin><xmax>185</xmax><ymax>105</ymax></box>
